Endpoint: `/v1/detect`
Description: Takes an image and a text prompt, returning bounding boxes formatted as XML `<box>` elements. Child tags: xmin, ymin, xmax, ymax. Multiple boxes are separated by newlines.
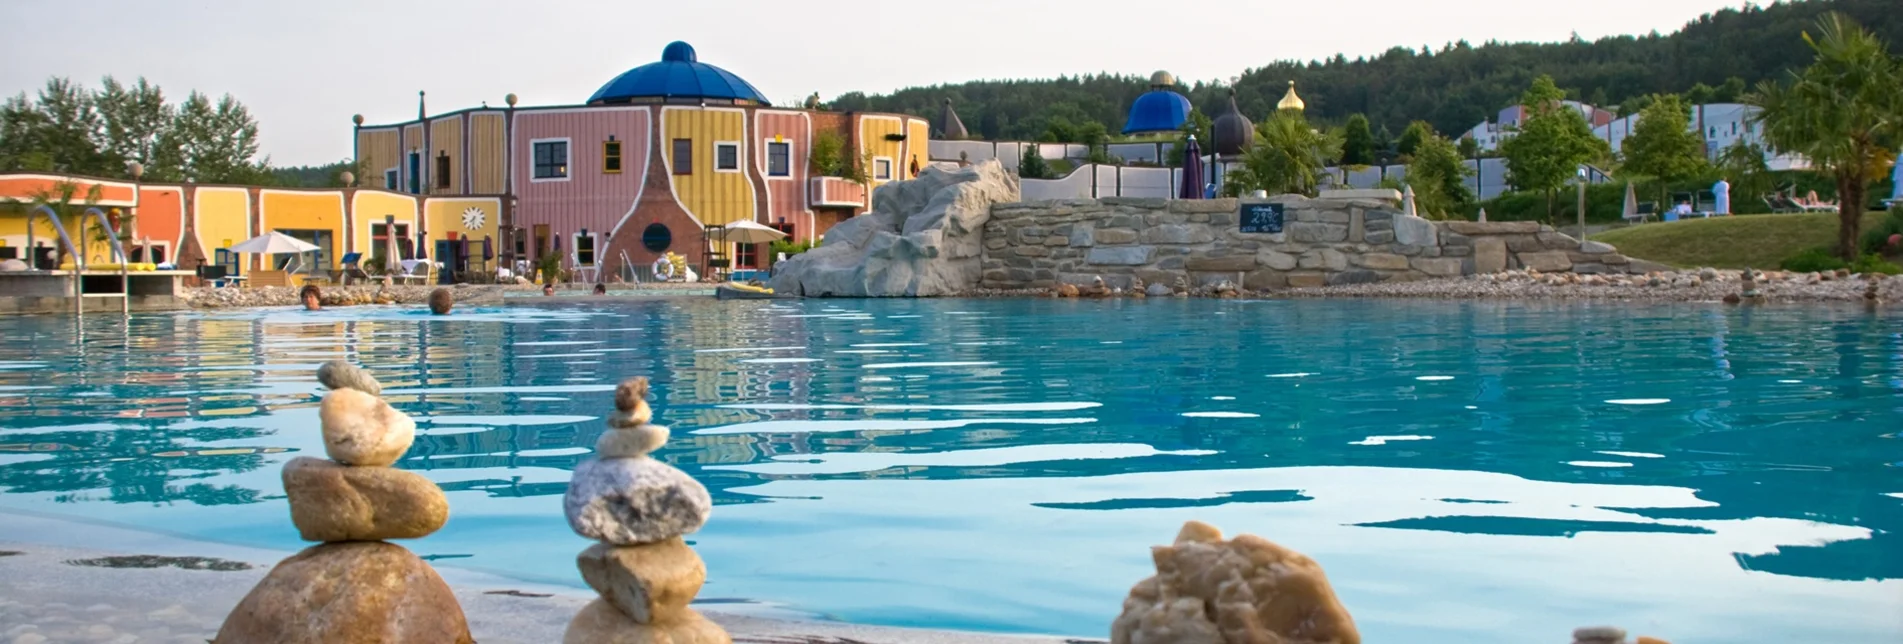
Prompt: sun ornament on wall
<box><xmin>460</xmin><ymin>207</ymin><xmax>486</xmax><ymax>231</ymax></box>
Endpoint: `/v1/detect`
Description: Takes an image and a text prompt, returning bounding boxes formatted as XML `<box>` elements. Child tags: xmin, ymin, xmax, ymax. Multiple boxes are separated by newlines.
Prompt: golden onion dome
<box><xmin>1277</xmin><ymin>80</ymin><xmax>1305</xmax><ymax>111</ymax></box>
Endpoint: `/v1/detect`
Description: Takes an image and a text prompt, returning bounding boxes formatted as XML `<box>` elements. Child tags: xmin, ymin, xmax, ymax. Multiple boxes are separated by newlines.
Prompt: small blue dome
<box><xmin>588</xmin><ymin>41</ymin><xmax>769</xmax><ymax>105</ymax></box>
<box><xmin>1123</xmin><ymin>89</ymin><xmax>1191</xmax><ymax>135</ymax></box>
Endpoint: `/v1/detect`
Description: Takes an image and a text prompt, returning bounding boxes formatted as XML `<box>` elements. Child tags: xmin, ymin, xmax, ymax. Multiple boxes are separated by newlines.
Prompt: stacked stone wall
<box><xmin>979</xmin><ymin>191</ymin><xmax>1647</xmax><ymax>291</ymax></box>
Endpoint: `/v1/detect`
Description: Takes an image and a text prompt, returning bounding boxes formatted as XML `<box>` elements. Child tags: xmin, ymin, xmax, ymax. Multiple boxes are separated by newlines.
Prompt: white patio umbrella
<box><xmin>228</xmin><ymin>231</ymin><xmax>320</xmax><ymax>272</ymax></box>
<box><xmin>722</xmin><ymin>220</ymin><xmax>789</xmax><ymax>245</ymax></box>
<box><xmin>1623</xmin><ymin>182</ymin><xmax>1639</xmax><ymax>220</ymax></box>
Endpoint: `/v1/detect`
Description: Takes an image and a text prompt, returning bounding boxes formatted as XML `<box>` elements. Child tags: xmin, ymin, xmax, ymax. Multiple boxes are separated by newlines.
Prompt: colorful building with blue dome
<box><xmin>1121</xmin><ymin>71</ymin><xmax>1192</xmax><ymax>136</ymax></box>
<box><xmin>353</xmin><ymin>41</ymin><xmax>930</xmax><ymax>278</ymax></box>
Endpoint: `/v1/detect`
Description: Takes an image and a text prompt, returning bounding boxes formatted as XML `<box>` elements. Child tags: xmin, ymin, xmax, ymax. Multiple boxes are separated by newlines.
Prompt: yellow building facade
<box><xmin>663</xmin><ymin>107</ymin><xmax>757</xmax><ymax>228</ymax></box>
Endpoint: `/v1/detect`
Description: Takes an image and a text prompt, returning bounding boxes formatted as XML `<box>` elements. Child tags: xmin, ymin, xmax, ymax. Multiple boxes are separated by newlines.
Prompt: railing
<box><xmin>23</xmin><ymin>205</ymin><xmax>132</xmax><ymax>317</ymax></box>
<box><xmin>810</xmin><ymin>177</ymin><xmax>868</xmax><ymax>208</ymax></box>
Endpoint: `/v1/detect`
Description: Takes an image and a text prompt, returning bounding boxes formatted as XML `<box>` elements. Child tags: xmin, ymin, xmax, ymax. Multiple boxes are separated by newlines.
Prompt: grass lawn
<box><xmin>1591</xmin><ymin>211</ymin><xmax>1890</xmax><ymax>269</ymax></box>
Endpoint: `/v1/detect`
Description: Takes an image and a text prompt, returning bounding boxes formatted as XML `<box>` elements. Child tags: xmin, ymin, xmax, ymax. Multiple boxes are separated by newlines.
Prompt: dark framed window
<box><xmin>384</xmin><ymin>169</ymin><xmax>398</xmax><ymax>190</ymax></box>
<box><xmin>370</xmin><ymin>223</ymin><xmax>412</xmax><ymax>263</ymax></box>
<box><xmin>407</xmin><ymin>152</ymin><xmax>421</xmax><ymax>193</ymax></box>
<box><xmin>435</xmin><ymin>153</ymin><xmax>451</xmax><ymax>188</ymax></box>
<box><xmin>642</xmin><ymin>223</ymin><xmax>672</xmax><ymax>252</ymax></box>
<box><xmin>575</xmin><ymin>234</ymin><xmax>597</xmax><ymax>266</ymax></box>
<box><xmin>672</xmin><ymin>139</ymin><xmax>692</xmax><ymax>175</ymax></box>
<box><xmin>715</xmin><ymin>143</ymin><xmax>738</xmax><ymax>171</ymax></box>
<box><xmin>603</xmin><ymin>140</ymin><xmax>623</xmax><ymax>174</ymax></box>
<box><xmin>766</xmin><ymin>141</ymin><xmax>790</xmax><ymax>177</ymax></box>
<box><xmin>533</xmin><ymin>140</ymin><xmax>569</xmax><ymax>179</ymax></box>
<box><xmin>873</xmin><ymin>158</ymin><xmax>892</xmax><ymax>181</ymax></box>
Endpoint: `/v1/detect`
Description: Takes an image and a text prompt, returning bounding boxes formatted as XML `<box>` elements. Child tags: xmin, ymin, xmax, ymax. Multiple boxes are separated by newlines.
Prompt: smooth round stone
<box><xmin>613</xmin><ymin>377</ymin><xmax>650</xmax><ymax>413</ymax></box>
<box><xmin>316</xmin><ymin>361</ymin><xmax>382</xmax><ymax>396</ymax></box>
<box><xmin>213</xmin><ymin>542</ymin><xmax>472</xmax><ymax>644</ymax></box>
<box><xmin>595</xmin><ymin>425</ymin><xmax>669</xmax><ymax>459</ymax></box>
<box><xmin>561</xmin><ymin>599</ymin><xmax>727</xmax><ymax>644</ymax></box>
<box><xmin>576</xmin><ymin>537</ymin><xmax>705</xmax><ymax>624</ymax></box>
<box><xmin>564</xmin><ymin>457</ymin><xmax>711</xmax><ymax>545</ymax></box>
<box><xmin>319</xmin><ymin>389</ymin><xmax>415</xmax><ymax>467</ymax></box>
<box><xmin>606</xmin><ymin>408</ymin><xmax>652</xmax><ymax>429</ymax></box>
<box><xmin>282</xmin><ymin>457</ymin><xmax>448</xmax><ymax>542</ymax></box>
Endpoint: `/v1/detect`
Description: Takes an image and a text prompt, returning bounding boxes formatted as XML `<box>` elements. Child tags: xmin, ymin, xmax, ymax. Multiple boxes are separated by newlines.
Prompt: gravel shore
<box><xmin>178</xmin><ymin>281</ymin><xmax>715</xmax><ymax>308</ymax></box>
<box><xmin>962</xmin><ymin>268</ymin><xmax>1903</xmax><ymax>304</ymax></box>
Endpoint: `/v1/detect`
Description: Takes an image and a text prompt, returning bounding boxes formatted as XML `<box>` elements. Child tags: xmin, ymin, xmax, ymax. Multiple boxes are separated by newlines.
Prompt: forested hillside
<box><xmin>827</xmin><ymin>0</ymin><xmax>1902</xmax><ymax>142</ymax></box>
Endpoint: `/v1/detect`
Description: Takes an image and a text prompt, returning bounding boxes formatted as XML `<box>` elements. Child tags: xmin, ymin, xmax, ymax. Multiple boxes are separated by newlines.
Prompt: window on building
<box><xmin>407</xmin><ymin>152</ymin><xmax>422</xmax><ymax>194</ymax></box>
<box><xmin>274</xmin><ymin>229</ymin><xmax>332</xmax><ymax>273</ymax></box>
<box><xmin>672</xmin><ymin>139</ymin><xmax>693</xmax><ymax>175</ymax></box>
<box><xmin>766</xmin><ymin>141</ymin><xmax>791</xmax><ymax>177</ymax></box>
<box><xmin>435</xmin><ymin>153</ymin><xmax>451</xmax><ymax>188</ymax></box>
<box><xmin>384</xmin><ymin>169</ymin><xmax>398</xmax><ymax>190</ymax></box>
<box><xmin>642</xmin><ymin>223</ymin><xmax>672</xmax><ymax>252</ymax></box>
<box><xmin>603</xmin><ymin>140</ymin><xmax>623</xmax><ymax>174</ymax></box>
<box><xmin>370</xmin><ymin>222</ymin><xmax>412</xmax><ymax>264</ymax></box>
<box><xmin>715</xmin><ymin>143</ymin><xmax>739</xmax><ymax>172</ymax></box>
<box><xmin>533</xmin><ymin>140</ymin><xmax>569</xmax><ymax>179</ymax></box>
<box><xmin>575</xmin><ymin>233</ymin><xmax>598</xmax><ymax>266</ymax></box>
<box><xmin>874</xmin><ymin>157</ymin><xmax>893</xmax><ymax>181</ymax></box>
<box><xmin>513</xmin><ymin>228</ymin><xmax>527</xmax><ymax>258</ymax></box>
<box><xmin>533</xmin><ymin>224</ymin><xmax>550</xmax><ymax>260</ymax></box>
<box><xmin>128</xmin><ymin>245</ymin><xmax>166</xmax><ymax>264</ymax></box>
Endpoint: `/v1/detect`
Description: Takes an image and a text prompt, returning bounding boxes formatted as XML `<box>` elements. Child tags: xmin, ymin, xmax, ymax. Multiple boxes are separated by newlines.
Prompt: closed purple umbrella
<box><xmin>1178</xmin><ymin>135</ymin><xmax>1205</xmax><ymax>200</ymax></box>
<box><xmin>481</xmin><ymin>236</ymin><xmax>494</xmax><ymax>261</ymax></box>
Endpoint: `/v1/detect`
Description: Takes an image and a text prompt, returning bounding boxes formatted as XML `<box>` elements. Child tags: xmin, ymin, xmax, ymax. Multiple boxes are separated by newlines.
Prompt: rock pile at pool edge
<box><xmin>212</xmin><ymin>361</ymin><xmax>472</xmax><ymax>644</ymax></box>
<box><xmin>562</xmin><ymin>376</ymin><xmax>728</xmax><ymax>644</ymax></box>
<box><xmin>1111</xmin><ymin>520</ymin><xmax>1360</xmax><ymax>644</ymax></box>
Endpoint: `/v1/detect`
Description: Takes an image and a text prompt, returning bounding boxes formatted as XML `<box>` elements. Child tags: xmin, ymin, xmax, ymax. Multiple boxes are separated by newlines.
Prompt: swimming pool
<box><xmin>0</xmin><ymin>299</ymin><xmax>1897</xmax><ymax>642</ymax></box>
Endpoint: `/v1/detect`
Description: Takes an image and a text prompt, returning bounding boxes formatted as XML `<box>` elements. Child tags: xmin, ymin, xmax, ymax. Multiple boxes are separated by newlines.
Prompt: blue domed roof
<box><xmin>588</xmin><ymin>41</ymin><xmax>770</xmax><ymax>105</ymax></box>
<box><xmin>1122</xmin><ymin>89</ymin><xmax>1192</xmax><ymax>135</ymax></box>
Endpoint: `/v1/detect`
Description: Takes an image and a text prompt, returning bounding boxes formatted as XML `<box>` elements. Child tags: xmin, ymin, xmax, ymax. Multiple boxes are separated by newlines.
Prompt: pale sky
<box><xmin>1</xmin><ymin>0</ymin><xmax>1749</xmax><ymax>167</ymax></box>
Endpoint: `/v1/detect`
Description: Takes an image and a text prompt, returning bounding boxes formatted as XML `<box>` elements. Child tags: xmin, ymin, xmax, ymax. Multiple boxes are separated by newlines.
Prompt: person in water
<box><xmin>543</xmin><ymin>284</ymin><xmax>556</xmax><ymax>296</ymax></box>
<box><xmin>593</xmin><ymin>284</ymin><xmax>607</xmax><ymax>295</ymax></box>
<box><xmin>300</xmin><ymin>284</ymin><xmax>322</xmax><ymax>311</ymax></box>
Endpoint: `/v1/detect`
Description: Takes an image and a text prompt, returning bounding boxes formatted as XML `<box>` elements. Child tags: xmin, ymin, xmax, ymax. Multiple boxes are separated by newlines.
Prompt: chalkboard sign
<box><xmin>1239</xmin><ymin>202</ymin><xmax>1285</xmax><ymax>234</ymax></box>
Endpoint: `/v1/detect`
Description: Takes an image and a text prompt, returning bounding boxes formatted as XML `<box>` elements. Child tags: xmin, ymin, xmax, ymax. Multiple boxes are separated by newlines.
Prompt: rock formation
<box><xmin>768</xmin><ymin>160</ymin><xmax>1021</xmax><ymax>297</ymax></box>
<box><xmin>562</xmin><ymin>377</ymin><xmax>728</xmax><ymax>644</ymax></box>
<box><xmin>213</xmin><ymin>361</ymin><xmax>471</xmax><ymax>644</ymax></box>
<box><xmin>1111</xmin><ymin>520</ymin><xmax>1359</xmax><ymax>644</ymax></box>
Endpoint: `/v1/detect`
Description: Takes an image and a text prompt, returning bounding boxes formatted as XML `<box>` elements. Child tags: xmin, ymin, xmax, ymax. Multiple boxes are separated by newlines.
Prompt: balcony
<box><xmin>809</xmin><ymin>177</ymin><xmax>867</xmax><ymax>209</ymax></box>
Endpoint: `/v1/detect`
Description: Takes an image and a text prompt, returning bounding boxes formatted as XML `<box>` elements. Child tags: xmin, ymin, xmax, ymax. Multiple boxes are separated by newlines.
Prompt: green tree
<box><xmin>1717</xmin><ymin>139</ymin><xmax>1774</xmax><ymax>209</ymax></box>
<box><xmin>1749</xmin><ymin>12</ymin><xmax>1903</xmax><ymax>260</ymax></box>
<box><xmin>1018</xmin><ymin>144</ymin><xmax>1052</xmax><ymax>179</ymax></box>
<box><xmin>809</xmin><ymin>131</ymin><xmax>866</xmax><ymax>183</ymax></box>
<box><xmin>1223</xmin><ymin>111</ymin><xmax>1342</xmax><ymax>197</ymax></box>
<box><xmin>1396</xmin><ymin>120</ymin><xmax>1434</xmax><ymax>159</ymax></box>
<box><xmin>1340</xmin><ymin>114</ymin><xmax>1376</xmax><ymax>166</ymax></box>
<box><xmin>1406</xmin><ymin>133</ymin><xmax>1474</xmax><ymax>219</ymax></box>
<box><xmin>3</xmin><ymin>78</ymin><xmax>104</xmax><ymax>175</ymax></box>
<box><xmin>1619</xmin><ymin>93</ymin><xmax>1708</xmax><ymax>204</ymax></box>
<box><xmin>1373</xmin><ymin>124</ymin><xmax>1396</xmax><ymax>163</ymax></box>
<box><xmin>1165</xmin><ymin>109</ymin><xmax>1213</xmax><ymax>165</ymax></box>
<box><xmin>1457</xmin><ymin>135</ymin><xmax>1480</xmax><ymax>160</ymax></box>
<box><xmin>93</xmin><ymin>77</ymin><xmax>174</xmax><ymax>179</ymax></box>
<box><xmin>1501</xmin><ymin>75</ymin><xmax>1611</xmax><ymax>222</ymax></box>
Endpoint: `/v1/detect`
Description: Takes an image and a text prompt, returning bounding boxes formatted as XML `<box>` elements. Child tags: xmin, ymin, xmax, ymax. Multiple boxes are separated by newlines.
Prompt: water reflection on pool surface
<box><xmin>0</xmin><ymin>298</ymin><xmax>1898</xmax><ymax>643</ymax></box>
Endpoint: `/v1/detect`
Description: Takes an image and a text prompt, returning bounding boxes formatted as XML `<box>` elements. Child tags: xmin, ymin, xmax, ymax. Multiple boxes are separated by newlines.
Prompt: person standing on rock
<box><xmin>299</xmin><ymin>284</ymin><xmax>323</xmax><ymax>311</ymax></box>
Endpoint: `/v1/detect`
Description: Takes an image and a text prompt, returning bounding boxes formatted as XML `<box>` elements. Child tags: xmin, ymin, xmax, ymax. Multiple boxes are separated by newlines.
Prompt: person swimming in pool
<box><xmin>299</xmin><ymin>284</ymin><xmax>322</xmax><ymax>311</ymax></box>
<box><xmin>543</xmin><ymin>284</ymin><xmax>556</xmax><ymax>296</ymax></box>
<box><xmin>593</xmin><ymin>284</ymin><xmax>606</xmax><ymax>295</ymax></box>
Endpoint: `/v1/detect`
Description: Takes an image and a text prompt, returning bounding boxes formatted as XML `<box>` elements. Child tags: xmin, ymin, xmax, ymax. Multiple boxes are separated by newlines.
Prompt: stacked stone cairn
<box><xmin>213</xmin><ymin>361</ymin><xmax>471</xmax><ymax>643</ymax></box>
<box><xmin>562</xmin><ymin>377</ymin><xmax>727</xmax><ymax>643</ymax></box>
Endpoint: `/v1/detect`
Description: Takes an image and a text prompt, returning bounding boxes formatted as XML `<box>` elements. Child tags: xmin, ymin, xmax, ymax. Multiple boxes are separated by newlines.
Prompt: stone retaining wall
<box><xmin>979</xmin><ymin>191</ymin><xmax>1653</xmax><ymax>291</ymax></box>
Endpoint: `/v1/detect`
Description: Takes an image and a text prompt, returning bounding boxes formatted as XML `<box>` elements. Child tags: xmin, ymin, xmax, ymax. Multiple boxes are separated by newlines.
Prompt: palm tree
<box><xmin>1223</xmin><ymin>111</ymin><xmax>1343</xmax><ymax>197</ymax></box>
<box><xmin>1748</xmin><ymin>12</ymin><xmax>1903</xmax><ymax>261</ymax></box>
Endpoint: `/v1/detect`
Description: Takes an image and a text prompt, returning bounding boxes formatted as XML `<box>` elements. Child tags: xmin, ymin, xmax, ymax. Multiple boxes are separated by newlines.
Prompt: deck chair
<box><xmin>248</xmin><ymin>270</ymin><xmax>292</xmax><ymax>288</ymax></box>
<box><xmin>339</xmin><ymin>252</ymin><xmax>369</xmax><ymax>284</ymax></box>
<box><xmin>1794</xmin><ymin>191</ymin><xmax>1837</xmax><ymax>212</ymax></box>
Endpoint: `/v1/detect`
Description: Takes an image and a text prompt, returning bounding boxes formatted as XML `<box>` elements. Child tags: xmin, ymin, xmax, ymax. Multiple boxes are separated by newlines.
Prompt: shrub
<box><xmin>1848</xmin><ymin>253</ymin><xmax>1902</xmax><ymax>275</ymax></box>
<box><xmin>1779</xmin><ymin>247</ymin><xmax>1847</xmax><ymax>272</ymax></box>
<box><xmin>1858</xmin><ymin>207</ymin><xmax>1903</xmax><ymax>255</ymax></box>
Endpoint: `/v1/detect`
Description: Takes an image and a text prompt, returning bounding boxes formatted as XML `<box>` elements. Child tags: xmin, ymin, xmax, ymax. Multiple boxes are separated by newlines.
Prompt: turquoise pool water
<box><xmin>0</xmin><ymin>299</ymin><xmax>1898</xmax><ymax>642</ymax></box>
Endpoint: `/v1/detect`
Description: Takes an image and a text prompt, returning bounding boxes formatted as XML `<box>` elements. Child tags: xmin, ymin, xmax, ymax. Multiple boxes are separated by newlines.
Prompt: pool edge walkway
<box><xmin>0</xmin><ymin>508</ymin><xmax>1090</xmax><ymax>644</ymax></box>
